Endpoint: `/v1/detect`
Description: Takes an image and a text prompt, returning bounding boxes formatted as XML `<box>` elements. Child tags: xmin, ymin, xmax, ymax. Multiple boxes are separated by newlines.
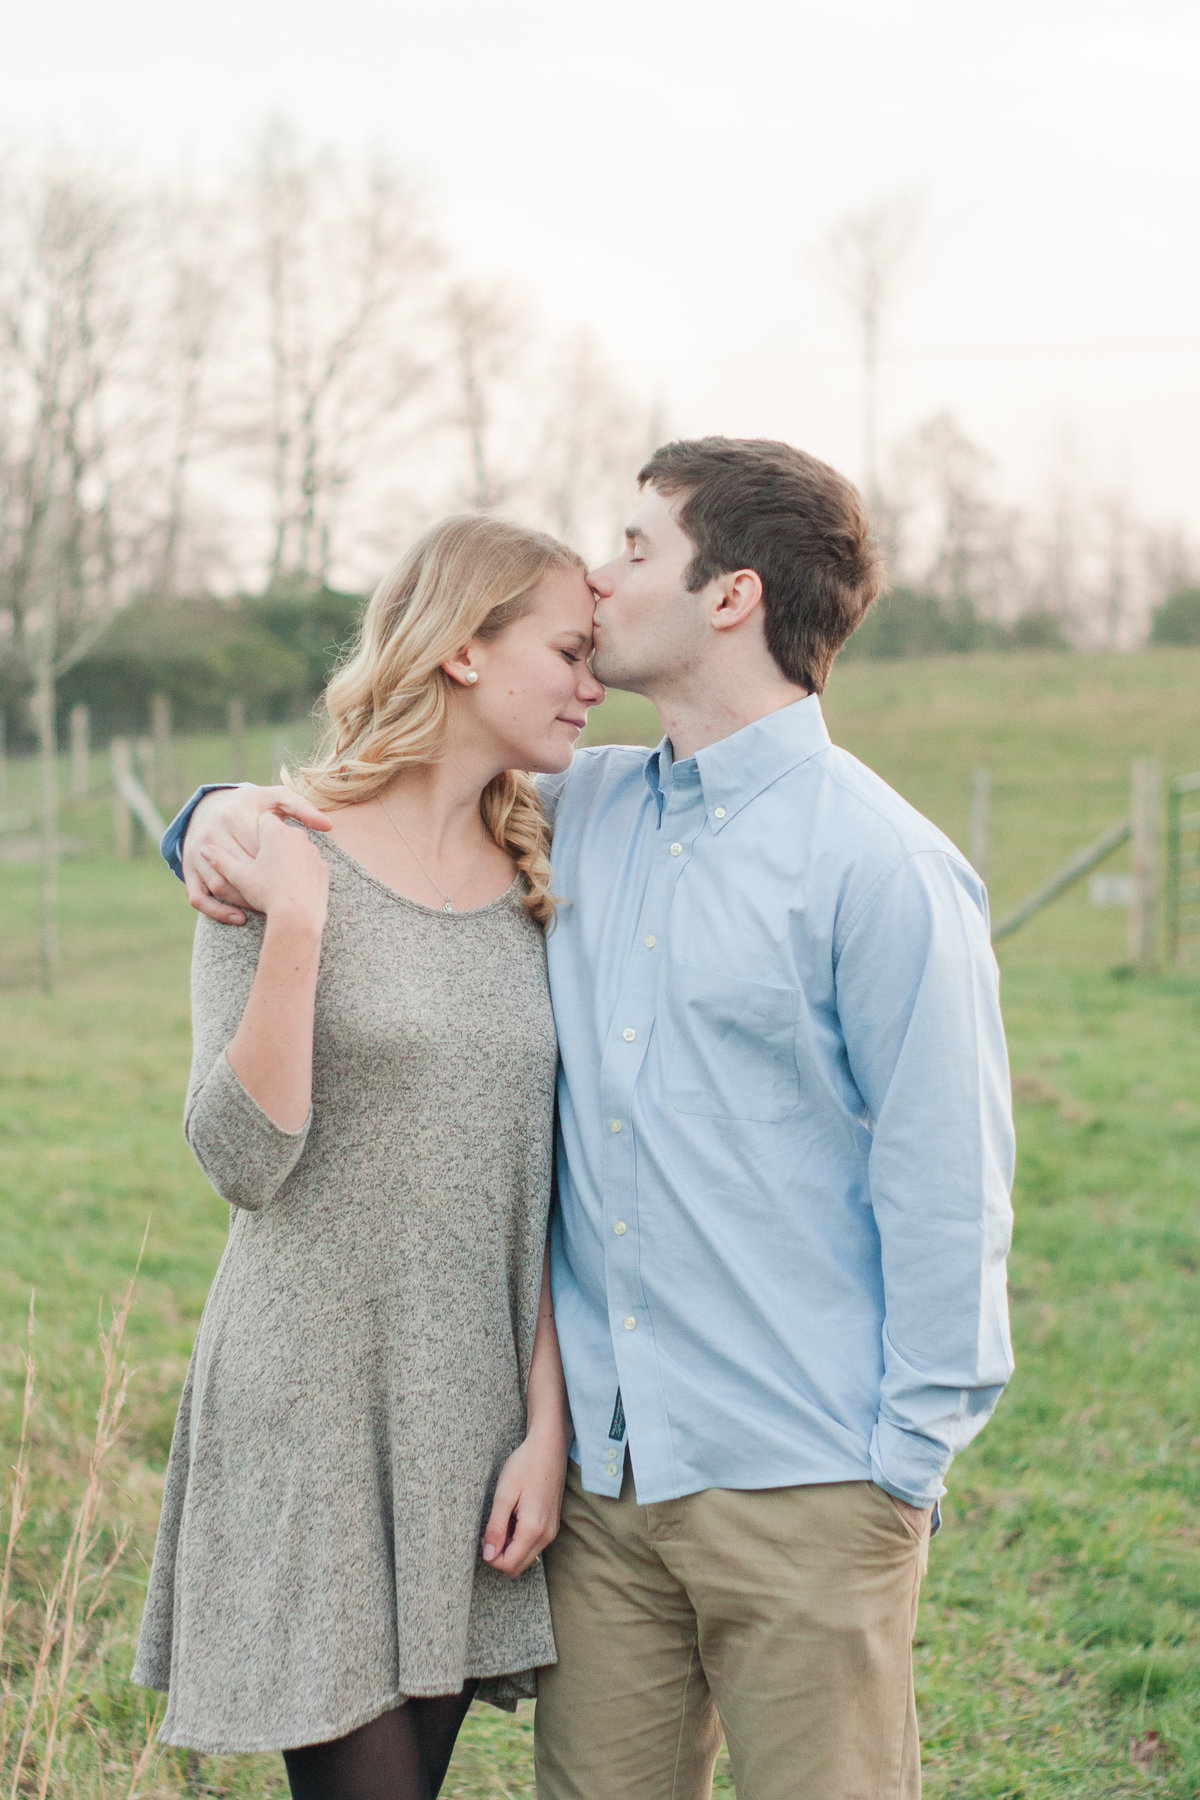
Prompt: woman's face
<box><xmin>466</xmin><ymin>565</ymin><xmax>606</xmax><ymax>773</ymax></box>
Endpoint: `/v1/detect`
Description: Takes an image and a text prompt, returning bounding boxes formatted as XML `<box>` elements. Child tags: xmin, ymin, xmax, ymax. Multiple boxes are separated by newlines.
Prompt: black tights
<box><xmin>282</xmin><ymin>1684</ymin><xmax>478</xmax><ymax>1800</ymax></box>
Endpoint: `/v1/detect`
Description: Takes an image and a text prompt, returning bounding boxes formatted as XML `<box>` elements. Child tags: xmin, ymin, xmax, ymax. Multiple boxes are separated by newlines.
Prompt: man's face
<box><xmin>586</xmin><ymin>486</ymin><xmax>710</xmax><ymax>693</ymax></box>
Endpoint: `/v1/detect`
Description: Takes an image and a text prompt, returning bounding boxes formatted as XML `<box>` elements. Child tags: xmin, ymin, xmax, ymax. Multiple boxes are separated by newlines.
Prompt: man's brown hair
<box><xmin>637</xmin><ymin>437</ymin><xmax>882</xmax><ymax>693</ymax></box>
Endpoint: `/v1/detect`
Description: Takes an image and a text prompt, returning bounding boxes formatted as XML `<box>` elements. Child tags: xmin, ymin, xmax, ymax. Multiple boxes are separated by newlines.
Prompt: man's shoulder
<box><xmin>811</xmin><ymin>745</ymin><xmax>968</xmax><ymax>869</ymax></box>
<box><xmin>537</xmin><ymin>744</ymin><xmax>650</xmax><ymax>826</ymax></box>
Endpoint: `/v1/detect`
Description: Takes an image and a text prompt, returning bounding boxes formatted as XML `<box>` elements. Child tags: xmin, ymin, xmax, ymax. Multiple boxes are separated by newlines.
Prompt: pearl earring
<box><xmin>464</xmin><ymin>671</ymin><xmax>479</xmax><ymax>685</ymax></box>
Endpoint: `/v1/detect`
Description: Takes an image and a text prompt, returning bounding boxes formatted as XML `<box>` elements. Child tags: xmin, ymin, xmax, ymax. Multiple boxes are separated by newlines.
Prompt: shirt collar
<box><xmin>642</xmin><ymin>694</ymin><xmax>831</xmax><ymax>832</ymax></box>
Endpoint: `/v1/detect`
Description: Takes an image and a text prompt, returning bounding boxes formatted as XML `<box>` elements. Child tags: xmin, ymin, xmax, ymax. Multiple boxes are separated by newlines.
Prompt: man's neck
<box><xmin>650</xmin><ymin>679</ymin><xmax>811</xmax><ymax>760</ymax></box>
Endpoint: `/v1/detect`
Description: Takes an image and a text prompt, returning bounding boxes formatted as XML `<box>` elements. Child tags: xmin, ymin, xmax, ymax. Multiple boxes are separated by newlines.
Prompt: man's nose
<box><xmin>587</xmin><ymin>561</ymin><xmax>616</xmax><ymax>597</ymax></box>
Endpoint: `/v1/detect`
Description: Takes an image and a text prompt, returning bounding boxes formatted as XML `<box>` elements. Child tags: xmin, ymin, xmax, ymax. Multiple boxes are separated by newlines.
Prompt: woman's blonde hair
<box><xmin>294</xmin><ymin>514</ymin><xmax>587</xmax><ymax>929</ymax></box>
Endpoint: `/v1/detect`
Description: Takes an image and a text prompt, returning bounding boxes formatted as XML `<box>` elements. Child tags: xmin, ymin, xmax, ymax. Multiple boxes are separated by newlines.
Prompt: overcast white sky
<box><xmin>6</xmin><ymin>0</ymin><xmax>1200</xmax><ymax>531</ymax></box>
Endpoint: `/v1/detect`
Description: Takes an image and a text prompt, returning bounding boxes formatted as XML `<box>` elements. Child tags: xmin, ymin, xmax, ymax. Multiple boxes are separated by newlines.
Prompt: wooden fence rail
<box><xmin>991</xmin><ymin>818</ymin><xmax>1132</xmax><ymax>943</ymax></box>
<box><xmin>110</xmin><ymin>738</ymin><xmax>166</xmax><ymax>856</ymax></box>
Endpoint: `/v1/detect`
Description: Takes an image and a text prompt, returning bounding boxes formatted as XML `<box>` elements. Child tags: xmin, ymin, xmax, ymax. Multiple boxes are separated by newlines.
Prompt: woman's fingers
<box><xmin>183</xmin><ymin>858</ymin><xmax>247</xmax><ymax>925</ymax></box>
<box><xmin>483</xmin><ymin>1488</ymin><xmax>559</xmax><ymax>1578</ymax></box>
<box><xmin>481</xmin><ymin>1478</ymin><xmax>520</xmax><ymax>1566</ymax></box>
<box><xmin>262</xmin><ymin>789</ymin><xmax>334</xmax><ymax>834</ymax></box>
<box><xmin>491</xmin><ymin>1506</ymin><xmax>557</xmax><ymax>1578</ymax></box>
<box><xmin>201</xmin><ymin>841</ymin><xmax>256</xmax><ymax>892</ymax></box>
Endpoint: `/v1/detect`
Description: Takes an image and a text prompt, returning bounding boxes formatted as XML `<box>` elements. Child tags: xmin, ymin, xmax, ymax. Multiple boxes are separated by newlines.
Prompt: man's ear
<box><xmin>710</xmin><ymin>568</ymin><xmax>764</xmax><ymax>633</ymax></box>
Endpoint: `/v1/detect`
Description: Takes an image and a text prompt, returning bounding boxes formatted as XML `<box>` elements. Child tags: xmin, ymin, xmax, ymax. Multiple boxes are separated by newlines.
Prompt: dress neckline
<box><xmin>318</xmin><ymin>832</ymin><xmax>523</xmax><ymax>920</ymax></box>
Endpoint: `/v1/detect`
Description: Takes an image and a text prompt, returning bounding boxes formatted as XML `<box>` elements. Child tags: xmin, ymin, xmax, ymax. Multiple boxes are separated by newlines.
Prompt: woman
<box><xmin>132</xmin><ymin>515</ymin><xmax>606</xmax><ymax>1799</ymax></box>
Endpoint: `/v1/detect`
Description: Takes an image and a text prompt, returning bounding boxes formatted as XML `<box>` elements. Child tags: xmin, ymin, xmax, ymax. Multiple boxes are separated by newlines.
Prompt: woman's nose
<box><xmin>579</xmin><ymin>669</ymin><xmax>606</xmax><ymax>704</ymax></box>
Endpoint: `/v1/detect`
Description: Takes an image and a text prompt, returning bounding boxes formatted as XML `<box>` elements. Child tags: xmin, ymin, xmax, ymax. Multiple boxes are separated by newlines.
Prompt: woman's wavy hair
<box><xmin>294</xmin><ymin>514</ymin><xmax>586</xmax><ymax>930</ymax></box>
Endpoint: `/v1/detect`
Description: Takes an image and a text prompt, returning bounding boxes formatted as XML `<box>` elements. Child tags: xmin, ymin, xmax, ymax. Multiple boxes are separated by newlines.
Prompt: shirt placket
<box><xmin>593</xmin><ymin>770</ymin><xmax>704</xmax><ymax>1495</ymax></box>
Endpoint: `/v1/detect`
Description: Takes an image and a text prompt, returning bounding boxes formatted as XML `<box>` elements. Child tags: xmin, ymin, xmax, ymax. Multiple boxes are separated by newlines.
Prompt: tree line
<box><xmin>0</xmin><ymin>124</ymin><xmax>660</xmax><ymax>749</ymax></box>
<box><xmin>3</xmin><ymin>141</ymin><xmax>1198</xmax><ymax>755</ymax></box>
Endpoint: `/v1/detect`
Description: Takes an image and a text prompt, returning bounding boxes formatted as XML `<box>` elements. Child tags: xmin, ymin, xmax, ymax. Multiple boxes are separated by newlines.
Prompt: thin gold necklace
<box><xmin>376</xmin><ymin>794</ymin><xmax>489</xmax><ymax>913</ymax></box>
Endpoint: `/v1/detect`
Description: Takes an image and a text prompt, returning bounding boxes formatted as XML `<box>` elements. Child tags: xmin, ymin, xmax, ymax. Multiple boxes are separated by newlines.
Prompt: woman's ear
<box><xmin>441</xmin><ymin>646</ymin><xmax>481</xmax><ymax>687</ymax></box>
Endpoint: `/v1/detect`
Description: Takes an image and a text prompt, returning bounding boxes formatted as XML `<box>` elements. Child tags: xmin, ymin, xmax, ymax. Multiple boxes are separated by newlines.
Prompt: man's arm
<box><xmin>160</xmin><ymin>784</ymin><xmax>332</xmax><ymax>924</ymax></box>
<box><xmin>834</xmin><ymin>849</ymin><xmax>1015</xmax><ymax>1510</ymax></box>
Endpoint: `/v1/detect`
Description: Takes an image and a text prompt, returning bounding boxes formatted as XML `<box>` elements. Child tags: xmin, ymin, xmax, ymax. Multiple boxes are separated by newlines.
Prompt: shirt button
<box><xmin>623</xmin><ymin>1316</ymin><xmax>637</xmax><ymax>1330</ymax></box>
<box><xmin>714</xmin><ymin>806</ymin><xmax>726</xmax><ymax>819</ymax></box>
<box><xmin>613</xmin><ymin>1220</ymin><xmax>627</xmax><ymax>1235</ymax></box>
<box><xmin>622</xmin><ymin>1028</ymin><xmax>636</xmax><ymax>1042</ymax></box>
<box><xmin>609</xmin><ymin>1118</ymin><xmax>622</xmax><ymax>1133</ymax></box>
<box><xmin>669</xmin><ymin>842</ymin><xmax>682</xmax><ymax>856</ymax></box>
<box><xmin>644</xmin><ymin>935</ymin><xmax>657</xmax><ymax>948</ymax></box>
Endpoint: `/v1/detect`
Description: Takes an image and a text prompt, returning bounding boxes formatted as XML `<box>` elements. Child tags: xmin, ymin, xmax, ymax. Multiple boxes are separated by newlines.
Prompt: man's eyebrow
<box><xmin>624</xmin><ymin>524</ymin><xmax>648</xmax><ymax>544</ymax></box>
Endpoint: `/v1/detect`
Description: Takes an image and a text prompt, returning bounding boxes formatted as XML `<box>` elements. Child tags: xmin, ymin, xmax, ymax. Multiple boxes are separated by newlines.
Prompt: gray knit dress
<box><xmin>132</xmin><ymin>834</ymin><xmax>560</xmax><ymax>1754</ymax></box>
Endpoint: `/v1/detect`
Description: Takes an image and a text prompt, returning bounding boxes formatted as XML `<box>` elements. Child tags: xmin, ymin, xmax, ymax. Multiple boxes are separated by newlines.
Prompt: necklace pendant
<box><xmin>443</xmin><ymin>899</ymin><xmax>454</xmax><ymax>913</ymax></box>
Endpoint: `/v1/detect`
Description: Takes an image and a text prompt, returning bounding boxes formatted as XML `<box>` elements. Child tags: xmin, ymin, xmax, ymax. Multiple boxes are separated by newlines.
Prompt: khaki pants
<box><xmin>536</xmin><ymin>1462</ymin><xmax>929</xmax><ymax>1800</ymax></box>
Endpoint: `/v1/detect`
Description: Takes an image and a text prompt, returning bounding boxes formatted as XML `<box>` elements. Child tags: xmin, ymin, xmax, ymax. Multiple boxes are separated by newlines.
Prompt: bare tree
<box><xmin>443</xmin><ymin>282</ymin><xmax>525</xmax><ymax>512</ymax></box>
<box><xmin>821</xmin><ymin>193</ymin><xmax>921</xmax><ymax>509</ymax></box>
<box><xmin>151</xmin><ymin>193</ymin><xmax>227</xmax><ymax>598</ymax></box>
<box><xmin>528</xmin><ymin>334</ymin><xmax>663</xmax><ymax>562</ymax></box>
<box><xmin>248</xmin><ymin>123</ymin><xmax>438</xmax><ymax>591</ymax></box>
<box><xmin>1095</xmin><ymin>491</ymin><xmax>1134</xmax><ymax>649</ymax></box>
<box><xmin>891</xmin><ymin>411</ymin><xmax>1025</xmax><ymax>617</ymax></box>
<box><xmin>0</xmin><ymin>159</ymin><xmax>144</xmax><ymax>991</ymax></box>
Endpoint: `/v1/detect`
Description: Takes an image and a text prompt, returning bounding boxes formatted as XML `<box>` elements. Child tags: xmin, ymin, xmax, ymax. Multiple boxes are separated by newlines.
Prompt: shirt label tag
<box><xmin>608</xmin><ymin>1389</ymin><xmax>626</xmax><ymax>1441</ymax></box>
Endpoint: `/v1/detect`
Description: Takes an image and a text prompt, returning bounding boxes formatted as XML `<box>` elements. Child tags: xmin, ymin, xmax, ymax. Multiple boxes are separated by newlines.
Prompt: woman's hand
<box><xmin>201</xmin><ymin>814</ymin><xmax>330</xmax><ymax>932</ymax></box>
<box><xmin>183</xmin><ymin>786</ymin><xmax>332</xmax><ymax>925</ymax></box>
<box><xmin>481</xmin><ymin>1429</ymin><xmax>568</xmax><ymax>1579</ymax></box>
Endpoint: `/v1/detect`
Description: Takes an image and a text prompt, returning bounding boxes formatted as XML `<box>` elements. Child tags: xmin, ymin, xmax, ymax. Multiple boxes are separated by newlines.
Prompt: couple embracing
<box><xmin>132</xmin><ymin>436</ymin><xmax>1015</xmax><ymax>1800</ymax></box>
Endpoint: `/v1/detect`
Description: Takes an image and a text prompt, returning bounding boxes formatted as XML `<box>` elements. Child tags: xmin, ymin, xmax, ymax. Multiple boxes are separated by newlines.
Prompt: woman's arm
<box><xmin>482</xmin><ymin>1246</ymin><xmax>573</xmax><ymax>1578</ymax></box>
<box><xmin>185</xmin><ymin>817</ymin><xmax>330</xmax><ymax>1209</ymax></box>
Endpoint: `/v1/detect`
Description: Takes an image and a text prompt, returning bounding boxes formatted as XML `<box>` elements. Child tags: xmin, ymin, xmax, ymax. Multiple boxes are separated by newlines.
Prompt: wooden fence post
<box><xmin>969</xmin><ymin>767</ymin><xmax>991</xmax><ymax>884</ymax></box>
<box><xmin>112</xmin><ymin>738</ymin><xmax>134</xmax><ymax>859</ymax></box>
<box><xmin>1128</xmin><ymin>757</ymin><xmax>1161</xmax><ymax>974</ymax></box>
<box><xmin>228</xmin><ymin>697</ymin><xmax>247</xmax><ymax>782</ymax></box>
<box><xmin>136</xmin><ymin>735</ymin><xmax>156</xmax><ymax>806</ymax></box>
<box><xmin>150</xmin><ymin>692</ymin><xmax>172</xmax><ymax>807</ymax></box>
<box><xmin>70</xmin><ymin>703</ymin><xmax>90</xmax><ymax>802</ymax></box>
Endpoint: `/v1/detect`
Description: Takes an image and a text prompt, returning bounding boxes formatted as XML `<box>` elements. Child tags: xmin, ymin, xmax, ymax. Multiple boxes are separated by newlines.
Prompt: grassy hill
<box><xmin>0</xmin><ymin>646</ymin><xmax>1197</xmax><ymax>1796</ymax></box>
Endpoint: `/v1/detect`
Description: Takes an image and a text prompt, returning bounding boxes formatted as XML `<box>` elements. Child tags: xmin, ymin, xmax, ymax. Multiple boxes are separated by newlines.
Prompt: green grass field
<box><xmin>1</xmin><ymin>647</ymin><xmax>1198</xmax><ymax>1797</ymax></box>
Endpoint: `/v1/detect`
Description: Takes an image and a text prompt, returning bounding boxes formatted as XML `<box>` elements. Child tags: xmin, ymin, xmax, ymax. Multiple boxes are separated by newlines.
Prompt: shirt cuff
<box><xmin>868</xmin><ymin>1415</ymin><xmax>950</xmax><ymax>1510</ymax></box>
<box><xmin>160</xmin><ymin>784</ymin><xmax>239</xmax><ymax>880</ymax></box>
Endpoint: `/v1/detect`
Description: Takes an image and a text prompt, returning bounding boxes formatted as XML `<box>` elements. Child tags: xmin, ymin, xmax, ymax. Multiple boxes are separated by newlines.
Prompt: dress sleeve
<box><xmin>184</xmin><ymin>914</ymin><xmax>312</xmax><ymax>1211</ymax></box>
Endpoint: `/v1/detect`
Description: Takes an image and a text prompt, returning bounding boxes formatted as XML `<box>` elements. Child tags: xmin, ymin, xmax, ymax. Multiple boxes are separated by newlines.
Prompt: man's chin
<box><xmin>589</xmin><ymin>652</ymin><xmax>643</xmax><ymax>693</ymax></box>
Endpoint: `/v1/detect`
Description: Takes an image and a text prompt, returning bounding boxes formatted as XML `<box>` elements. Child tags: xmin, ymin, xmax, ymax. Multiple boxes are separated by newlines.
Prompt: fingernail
<box><xmin>482</xmin><ymin>1544</ymin><xmax>496</xmax><ymax>1562</ymax></box>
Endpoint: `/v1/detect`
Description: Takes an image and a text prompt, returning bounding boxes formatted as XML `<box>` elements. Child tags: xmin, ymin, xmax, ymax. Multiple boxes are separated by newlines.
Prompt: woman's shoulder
<box><xmin>192</xmin><ymin>908</ymin><xmax>266</xmax><ymax>971</ymax></box>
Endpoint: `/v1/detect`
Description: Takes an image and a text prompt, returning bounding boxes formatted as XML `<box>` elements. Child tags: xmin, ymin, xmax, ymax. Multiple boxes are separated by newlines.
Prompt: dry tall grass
<box><xmin>0</xmin><ymin>1243</ymin><xmax>162</xmax><ymax>1799</ymax></box>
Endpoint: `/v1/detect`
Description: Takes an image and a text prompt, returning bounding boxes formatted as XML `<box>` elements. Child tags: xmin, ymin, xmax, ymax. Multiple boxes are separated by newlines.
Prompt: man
<box><xmin>165</xmin><ymin>437</ymin><xmax>1014</xmax><ymax>1799</ymax></box>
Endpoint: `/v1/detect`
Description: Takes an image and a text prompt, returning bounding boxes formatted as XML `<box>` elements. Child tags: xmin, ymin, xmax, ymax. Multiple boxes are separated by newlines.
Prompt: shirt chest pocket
<box><xmin>658</xmin><ymin>966</ymin><xmax>799</xmax><ymax>1123</ymax></box>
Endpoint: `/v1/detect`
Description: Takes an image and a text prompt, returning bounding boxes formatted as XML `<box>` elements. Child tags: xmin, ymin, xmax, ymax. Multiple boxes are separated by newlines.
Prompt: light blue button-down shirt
<box><xmin>540</xmin><ymin>694</ymin><xmax>1014</xmax><ymax>1509</ymax></box>
<box><xmin>162</xmin><ymin>694</ymin><xmax>1014</xmax><ymax>1511</ymax></box>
